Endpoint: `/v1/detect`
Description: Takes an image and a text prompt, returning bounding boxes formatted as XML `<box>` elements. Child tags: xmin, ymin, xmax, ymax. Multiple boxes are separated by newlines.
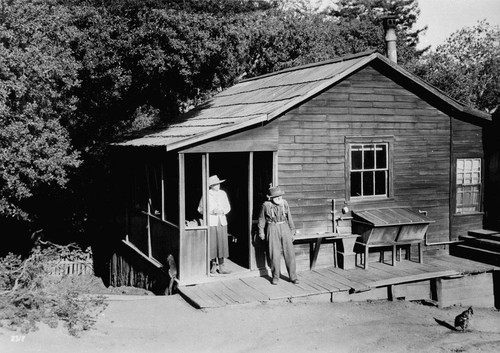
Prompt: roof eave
<box><xmin>374</xmin><ymin>54</ymin><xmax>492</xmax><ymax>123</ymax></box>
<box><xmin>167</xmin><ymin>114</ymin><xmax>269</xmax><ymax>152</ymax></box>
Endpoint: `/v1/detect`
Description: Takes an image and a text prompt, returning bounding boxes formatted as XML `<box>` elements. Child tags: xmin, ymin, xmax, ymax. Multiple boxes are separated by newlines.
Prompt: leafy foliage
<box><xmin>1</xmin><ymin>0</ymin><xmax>431</xmax><ymax>247</ymax></box>
<box><xmin>411</xmin><ymin>21</ymin><xmax>500</xmax><ymax>113</ymax></box>
<box><xmin>0</xmin><ymin>0</ymin><xmax>81</xmax><ymax>220</ymax></box>
<box><xmin>0</xmin><ymin>243</ymin><xmax>106</xmax><ymax>336</ymax></box>
<box><xmin>328</xmin><ymin>0</ymin><xmax>425</xmax><ymax>63</ymax></box>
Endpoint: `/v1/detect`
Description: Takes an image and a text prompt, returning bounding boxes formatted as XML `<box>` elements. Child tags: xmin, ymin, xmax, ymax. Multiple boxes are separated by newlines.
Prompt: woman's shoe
<box><xmin>218</xmin><ymin>264</ymin><xmax>231</xmax><ymax>274</ymax></box>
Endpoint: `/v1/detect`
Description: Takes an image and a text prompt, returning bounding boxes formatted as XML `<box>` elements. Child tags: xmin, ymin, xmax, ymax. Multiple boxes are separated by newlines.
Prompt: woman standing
<box><xmin>198</xmin><ymin>175</ymin><xmax>231</xmax><ymax>274</ymax></box>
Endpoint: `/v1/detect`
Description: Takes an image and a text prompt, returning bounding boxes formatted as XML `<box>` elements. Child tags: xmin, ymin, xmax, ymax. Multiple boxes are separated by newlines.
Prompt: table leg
<box><xmin>333</xmin><ymin>241</ymin><xmax>337</xmax><ymax>268</ymax></box>
<box><xmin>311</xmin><ymin>238</ymin><xmax>323</xmax><ymax>270</ymax></box>
<box><xmin>364</xmin><ymin>245</ymin><xmax>369</xmax><ymax>269</ymax></box>
<box><xmin>392</xmin><ymin>244</ymin><xmax>396</xmax><ymax>266</ymax></box>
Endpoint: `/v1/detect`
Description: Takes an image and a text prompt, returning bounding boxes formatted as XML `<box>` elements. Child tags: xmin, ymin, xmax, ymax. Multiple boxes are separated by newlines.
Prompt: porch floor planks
<box><xmin>214</xmin><ymin>281</ymin><xmax>252</xmax><ymax>305</ymax></box>
<box><xmin>336</xmin><ymin>266</ymin><xmax>381</xmax><ymax>286</ymax></box>
<box><xmin>292</xmin><ymin>273</ymin><xmax>328</xmax><ymax>293</ymax></box>
<box><xmin>325</xmin><ymin>267</ymin><xmax>371</xmax><ymax>292</ymax></box>
<box><xmin>390</xmin><ymin>260</ymin><xmax>438</xmax><ymax>276</ymax></box>
<box><xmin>199</xmin><ymin>282</ymin><xmax>238</xmax><ymax>306</ymax></box>
<box><xmin>223</xmin><ymin>278</ymin><xmax>269</xmax><ymax>303</ymax></box>
<box><xmin>367</xmin><ymin>261</ymin><xmax>451</xmax><ymax>287</ymax></box>
<box><xmin>426</xmin><ymin>255</ymin><xmax>496</xmax><ymax>274</ymax></box>
<box><xmin>181</xmin><ymin>285</ymin><xmax>225</xmax><ymax>308</ymax></box>
<box><xmin>302</xmin><ymin>271</ymin><xmax>342</xmax><ymax>292</ymax></box>
<box><xmin>178</xmin><ymin>255</ymin><xmax>499</xmax><ymax>309</ymax></box>
<box><xmin>311</xmin><ymin>269</ymin><xmax>350</xmax><ymax>292</ymax></box>
<box><xmin>314</xmin><ymin>268</ymin><xmax>352</xmax><ymax>292</ymax></box>
<box><xmin>360</xmin><ymin>262</ymin><xmax>407</xmax><ymax>281</ymax></box>
<box><xmin>295</xmin><ymin>274</ymin><xmax>332</xmax><ymax>294</ymax></box>
<box><xmin>241</xmin><ymin>277</ymin><xmax>295</xmax><ymax>300</ymax></box>
<box><xmin>220</xmin><ymin>281</ymin><xmax>260</xmax><ymax>305</ymax></box>
<box><xmin>442</xmin><ymin>255</ymin><xmax>499</xmax><ymax>272</ymax></box>
<box><xmin>178</xmin><ymin>286</ymin><xmax>206</xmax><ymax>309</ymax></box>
<box><xmin>274</xmin><ymin>279</ymin><xmax>314</xmax><ymax>298</ymax></box>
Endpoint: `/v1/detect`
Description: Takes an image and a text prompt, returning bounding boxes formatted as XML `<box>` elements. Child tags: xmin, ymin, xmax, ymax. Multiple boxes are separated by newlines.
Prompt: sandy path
<box><xmin>1</xmin><ymin>295</ymin><xmax>500</xmax><ymax>353</ymax></box>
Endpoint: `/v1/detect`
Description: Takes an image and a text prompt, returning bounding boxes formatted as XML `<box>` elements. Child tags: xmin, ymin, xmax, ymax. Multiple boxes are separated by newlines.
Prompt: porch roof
<box><xmin>114</xmin><ymin>50</ymin><xmax>491</xmax><ymax>151</ymax></box>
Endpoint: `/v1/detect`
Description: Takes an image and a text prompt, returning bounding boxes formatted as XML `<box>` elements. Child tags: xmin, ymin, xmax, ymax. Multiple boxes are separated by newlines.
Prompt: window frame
<box><xmin>454</xmin><ymin>157</ymin><xmax>483</xmax><ymax>215</ymax></box>
<box><xmin>345</xmin><ymin>136</ymin><xmax>394</xmax><ymax>202</ymax></box>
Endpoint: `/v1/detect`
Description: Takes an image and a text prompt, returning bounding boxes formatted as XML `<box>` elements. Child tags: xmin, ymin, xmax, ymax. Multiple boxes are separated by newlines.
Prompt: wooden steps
<box><xmin>450</xmin><ymin>229</ymin><xmax>500</xmax><ymax>266</ymax></box>
<box><xmin>177</xmin><ymin>255</ymin><xmax>498</xmax><ymax>309</ymax></box>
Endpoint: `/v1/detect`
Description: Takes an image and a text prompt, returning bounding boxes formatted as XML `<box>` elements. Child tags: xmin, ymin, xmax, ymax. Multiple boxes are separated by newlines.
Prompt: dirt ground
<box><xmin>1</xmin><ymin>292</ymin><xmax>500</xmax><ymax>353</ymax></box>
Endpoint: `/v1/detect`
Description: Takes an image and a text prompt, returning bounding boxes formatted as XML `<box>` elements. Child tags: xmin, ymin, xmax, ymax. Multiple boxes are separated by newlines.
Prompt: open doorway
<box><xmin>209</xmin><ymin>151</ymin><xmax>274</xmax><ymax>270</ymax></box>
<box><xmin>182</xmin><ymin>151</ymin><xmax>274</xmax><ymax>275</ymax></box>
<box><xmin>209</xmin><ymin>153</ymin><xmax>249</xmax><ymax>268</ymax></box>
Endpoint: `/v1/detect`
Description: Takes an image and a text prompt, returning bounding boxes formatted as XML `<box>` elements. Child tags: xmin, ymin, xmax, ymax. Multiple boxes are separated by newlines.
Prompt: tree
<box><xmin>411</xmin><ymin>21</ymin><xmax>500</xmax><ymax>113</ymax></box>
<box><xmin>239</xmin><ymin>10</ymin><xmax>384</xmax><ymax>78</ymax></box>
<box><xmin>0</xmin><ymin>0</ymin><xmax>81</xmax><ymax>221</ymax></box>
<box><xmin>327</xmin><ymin>0</ymin><xmax>426</xmax><ymax>64</ymax></box>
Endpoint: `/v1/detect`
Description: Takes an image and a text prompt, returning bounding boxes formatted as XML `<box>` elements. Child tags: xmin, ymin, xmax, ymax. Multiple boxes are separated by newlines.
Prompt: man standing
<box><xmin>198</xmin><ymin>175</ymin><xmax>231</xmax><ymax>274</ymax></box>
<box><xmin>258</xmin><ymin>186</ymin><xmax>299</xmax><ymax>285</ymax></box>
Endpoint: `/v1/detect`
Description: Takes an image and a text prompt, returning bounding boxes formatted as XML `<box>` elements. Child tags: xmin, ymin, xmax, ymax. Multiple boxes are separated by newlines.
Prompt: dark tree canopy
<box><xmin>0</xmin><ymin>0</ymin><xmax>81</xmax><ymax>221</ymax></box>
<box><xmin>11</xmin><ymin>0</ymin><xmax>493</xmax><ymax>250</ymax></box>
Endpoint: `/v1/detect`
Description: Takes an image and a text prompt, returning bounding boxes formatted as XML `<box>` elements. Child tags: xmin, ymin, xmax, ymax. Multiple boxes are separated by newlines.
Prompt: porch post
<box><xmin>178</xmin><ymin>153</ymin><xmax>185</xmax><ymax>277</ymax></box>
<box><xmin>248</xmin><ymin>152</ymin><xmax>254</xmax><ymax>268</ymax></box>
<box><xmin>161</xmin><ymin>161</ymin><xmax>165</xmax><ymax>221</ymax></box>
<box><xmin>273</xmin><ymin>151</ymin><xmax>278</xmax><ymax>186</ymax></box>
<box><xmin>203</xmin><ymin>153</ymin><xmax>209</xmax><ymax>275</ymax></box>
<box><xmin>145</xmin><ymin>164</ymin><xmax>152</xmax><ymax>257</ymax></box>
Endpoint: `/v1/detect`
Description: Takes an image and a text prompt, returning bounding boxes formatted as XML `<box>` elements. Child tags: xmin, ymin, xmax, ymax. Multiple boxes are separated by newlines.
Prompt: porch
<box><xmin>177</xmin><ymin>255</ymin><xmax>499</xmax><ymax>309</ymax></box>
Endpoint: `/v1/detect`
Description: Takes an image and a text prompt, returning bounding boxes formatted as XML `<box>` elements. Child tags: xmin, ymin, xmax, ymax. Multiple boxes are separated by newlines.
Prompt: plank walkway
<box><xmin>177</xmin><ymin>255</ymin><xmax>498</xmax><ymax>309</ymax></box>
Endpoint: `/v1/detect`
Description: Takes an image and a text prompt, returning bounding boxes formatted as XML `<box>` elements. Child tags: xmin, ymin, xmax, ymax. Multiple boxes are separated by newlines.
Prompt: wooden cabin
<box><xmin>110</xmin><ymin>50</ymin><xmax>493</xmax><ymax>291</ymax></box>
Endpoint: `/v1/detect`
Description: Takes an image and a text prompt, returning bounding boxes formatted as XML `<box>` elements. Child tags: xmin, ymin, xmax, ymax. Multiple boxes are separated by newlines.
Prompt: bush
<box><xmin>0</xmin><ymin>243</ymin><xmax>107</xmax><ymax>337</ymax></box>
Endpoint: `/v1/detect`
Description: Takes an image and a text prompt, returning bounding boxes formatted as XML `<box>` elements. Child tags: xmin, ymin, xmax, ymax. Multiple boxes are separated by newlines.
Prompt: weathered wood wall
<box><xmin>109</xmin><ymin>242</ymin><xmax>168</xmax><ymax>294</ymax></box>
<box><xmin>450</xmin><ymin>118</ymin><xmax>486</xmax><ymax>238</ymax></box>
<box><xmin>277</xmin><ymin>64</ymin><xmax>455</xmax><ymax>258</ymax></box>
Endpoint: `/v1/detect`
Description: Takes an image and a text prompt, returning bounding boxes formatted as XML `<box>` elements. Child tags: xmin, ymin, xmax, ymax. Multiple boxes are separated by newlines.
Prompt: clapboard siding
<box><xmin>450</xmin><ymin>118</ymin><xmax>486</xmax><ymax>239</ymax></box>
<box><xmin>277</xmin><ymin>64</ymin><xmax>452</xmax><ymax>243</ymax></box>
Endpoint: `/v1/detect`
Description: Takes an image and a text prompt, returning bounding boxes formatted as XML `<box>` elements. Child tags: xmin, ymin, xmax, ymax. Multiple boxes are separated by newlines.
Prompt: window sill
<box><xmin>453</xmin><ymin>212</ymin><xmax>484</xmax><ymax>217</ymax></box>
<box><xmin>347</xmin><ymin>197</ymin><xmax>394</xmax><ymax>205</ymax></box>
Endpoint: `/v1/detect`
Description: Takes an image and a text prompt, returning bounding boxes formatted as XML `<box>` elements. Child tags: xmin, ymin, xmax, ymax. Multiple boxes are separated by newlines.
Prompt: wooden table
<box><xmin>293</xmin><ymin>233</ymin><xmax>359</xmax><ymax>270</ymax></box>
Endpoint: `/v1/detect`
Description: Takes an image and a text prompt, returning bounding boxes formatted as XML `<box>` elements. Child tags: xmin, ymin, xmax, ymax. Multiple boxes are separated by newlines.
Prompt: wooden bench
<box><xmin>356</xmin><ymin>241</ymin><xmax>397</xmax><ymax>269</ymax></box>
<box><xmin>352</xmin><ymin>208</ymin><xmax>432</xmax><ymax>269</ymax></box>
<box><xmin>293</xmin><ymin>232</ymin><xmax>359</xmax><ymax>270</ymax></box>
<box><xmin>356</xmin><ymin>239</ymin><xmax>424</xmax><ymax>269</ymax></box>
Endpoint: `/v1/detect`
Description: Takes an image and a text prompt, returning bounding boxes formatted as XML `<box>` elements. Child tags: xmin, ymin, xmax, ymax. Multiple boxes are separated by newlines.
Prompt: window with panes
<box><xmin>456</xmin><ymin>158</ymin><xmax>481</xmax><ymax>214</ymax></box>
<box><xmin>349</xmin><ymin>143</ymin><xmax>389</xmax><ymax>198</ymax></box>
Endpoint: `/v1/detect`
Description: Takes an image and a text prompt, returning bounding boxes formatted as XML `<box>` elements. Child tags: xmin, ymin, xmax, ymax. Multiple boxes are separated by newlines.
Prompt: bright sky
<box><xmin>314</xmin><ymin>0</ymin><xmax>500</xmax><ymax>50</ymax></box>
<box><xmin>415</xmin><ymin>0</ymin><xmax>500</xmax><ymax>49</ymax></box>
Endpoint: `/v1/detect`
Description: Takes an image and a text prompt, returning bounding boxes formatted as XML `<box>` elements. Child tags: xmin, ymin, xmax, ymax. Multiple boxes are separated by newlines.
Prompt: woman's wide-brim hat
<box><xmin>209</xmin><ymin>175</ymin><xmax>225</xmax><ymax>187</ymax></box>
<box><xmin>267</xmin><ymin>186</ymin><xmax>284</xmax><ymax>198</ymax></box>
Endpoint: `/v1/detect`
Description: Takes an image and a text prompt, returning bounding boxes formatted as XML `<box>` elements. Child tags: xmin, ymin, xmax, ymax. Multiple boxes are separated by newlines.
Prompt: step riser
<box><xmin>450</xmin><ymin>245</ymin><xmax>500</xmax><ymax>266</ymax></box>
<box><xmin>459</xmin><ymin>239</ymin><xmax>500</xmax><ymax>252</ymax></box>
<box><xmin>472</xmin><ymin>235</ymin><xmax>500</xmax><ymax>242</ymax></box>
<box><xmin>467</xmin><ymin>230</ymin><xmax>500</xmax><ymax>239</ymax></box>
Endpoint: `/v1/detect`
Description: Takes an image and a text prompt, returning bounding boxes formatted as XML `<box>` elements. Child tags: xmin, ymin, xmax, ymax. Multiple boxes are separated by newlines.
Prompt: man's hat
<box><xmin>267</xmin><ymin>186</ymin><xmax>284</xmax><ymax>198</ymax></box>
<box><xmin>208</xmin><ymin>175</ymin><xmax>225</xmax><ymax>187</ymax></box>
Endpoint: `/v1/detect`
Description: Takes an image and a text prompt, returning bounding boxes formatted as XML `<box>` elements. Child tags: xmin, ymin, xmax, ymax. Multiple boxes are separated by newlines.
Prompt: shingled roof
<box><xmin>115</xmin><ymin>50</ymin><xmax>491</xmax><ymax>150</ymax></box>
